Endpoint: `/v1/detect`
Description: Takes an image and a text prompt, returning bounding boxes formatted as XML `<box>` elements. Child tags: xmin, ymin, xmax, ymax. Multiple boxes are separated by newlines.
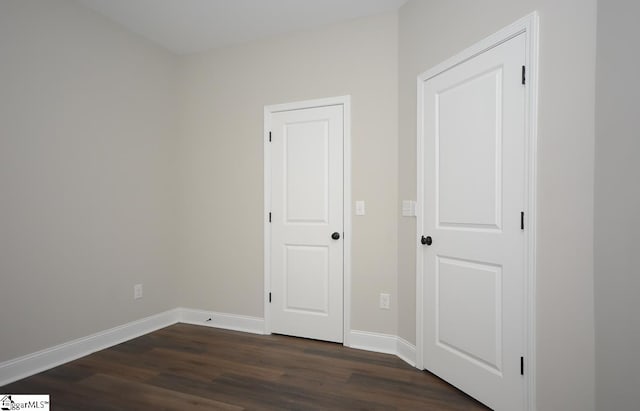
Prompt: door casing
<box><xmin>264</xmin><ymin>95</ymin><xmax>352</xmax><ymax>346</ymax></box>
<box><xmin>415</xmin><ymin>13</ymin><xmax>539</xmax><ymax>411</ymax></box>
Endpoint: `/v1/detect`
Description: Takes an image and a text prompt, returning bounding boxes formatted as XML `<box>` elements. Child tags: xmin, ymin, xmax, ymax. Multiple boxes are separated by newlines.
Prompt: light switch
<box><xmin>355</xmin><ymin>201</ymin><xmax>365</xmax><ymax>216</ymax></box>
<box><xmin>402</xmin><ymin>200</ymin><xmax>416</xmax><ymax>217</ymax></box>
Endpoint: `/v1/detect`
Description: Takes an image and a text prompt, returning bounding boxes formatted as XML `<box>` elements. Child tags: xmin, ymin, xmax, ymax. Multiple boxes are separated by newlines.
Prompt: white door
<box><xmin>419</xmin><ymin>33</ymin><xmax>526</xmax><ymax>410</ymax></box>
<box><xmin>269</xmin><ymin>104</ymin><xmax>344</xmax><ymax>343</ymax></box>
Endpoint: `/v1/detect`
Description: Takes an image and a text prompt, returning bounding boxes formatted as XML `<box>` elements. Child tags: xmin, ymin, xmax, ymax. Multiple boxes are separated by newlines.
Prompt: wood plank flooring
<box><xmin>1</xmin><ymin>324</ymin><xmax>490</xmax><ymax>410</ymax></box>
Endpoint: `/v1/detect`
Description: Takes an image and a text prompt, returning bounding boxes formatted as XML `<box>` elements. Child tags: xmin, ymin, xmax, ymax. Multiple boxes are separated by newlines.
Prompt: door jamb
<box><xmin>415</xmin><ymin>13</ymin><xmax>539</xmax><ymax>411</ymax></box>
<box><xmin>263</xmin><ymin>95</ymin><xmax>352</xmax><ymax>346</ymax></box>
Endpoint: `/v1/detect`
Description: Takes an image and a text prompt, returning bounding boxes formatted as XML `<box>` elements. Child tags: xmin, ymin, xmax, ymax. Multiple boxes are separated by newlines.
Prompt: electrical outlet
<box><xmin>134</xmin><ymin>284</ymin><xmax>143</xmax><ymax>300</ymax></box>
<box><xmin>379</xmin><ymin>293</ymin><xmax>390</xmax><ymax>310</ymax></box>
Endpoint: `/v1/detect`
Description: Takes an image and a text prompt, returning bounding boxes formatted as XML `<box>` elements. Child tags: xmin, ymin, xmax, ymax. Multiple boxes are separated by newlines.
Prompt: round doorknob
<box><xmin>421</xmin><ymin>235</ymin><xmax>432</xmax><ymax>246</ymax></box>
<box><xmin>331</xmin><ymin>232</ymin><xmax>340</xmax><ymax>240</ymax></box>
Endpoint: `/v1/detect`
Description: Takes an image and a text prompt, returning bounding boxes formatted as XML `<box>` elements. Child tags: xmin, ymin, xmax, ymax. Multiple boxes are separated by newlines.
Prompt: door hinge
<box><xmin>520</xmin><ymin>211</ymin><xmax>524</xmax><ymax>230</ymax></box>
<box><xmin>521</xmin><ymin>65</ymin><xmax>526</xmax><ymax>85</ymax></box>
<box><xmin>269</xmin><ymin>212</ymin><xmax>272</xmax><ymax>223</ymax></box>
<box><xmin>520</xmin><ymin>356</ymin><xmax>524</xmax><ymax>375</ymax></box>
<box><xmin>269</xmin><ymin>292</ymin><xmax>272</xmax><ymax>303</ymax></box>
<box><xmin>269</xmin><ymin>131</ymin><xmax>272</xmax><ymax>142</ymax></box>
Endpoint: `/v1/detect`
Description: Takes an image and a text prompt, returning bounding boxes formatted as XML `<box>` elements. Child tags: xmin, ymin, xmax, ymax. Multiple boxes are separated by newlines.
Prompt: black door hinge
<box><xmin>269</xmin><ymin>292</ymin><xmax>272</xmax><ymax>303</ymax></box>
<box><xmin>521</xmin><ymin>66</ymin><xmax>526</xmax><ymax>85</ymax></box>
<box><xmin>520</xmin><ymin>212</ymin><xmax>524</xmax><ymax>230</ymax></box>
<box><xmin>269</xmin><ymin>212</ymin><xmax>272</xmax><ymax>223</ymax></box>
<box><xmin>269</xmin><ymin>131</ymin><xmax>272</xmax><ymax>142</ymax></box>
<box><xmin>520</xmin><ymin>356</ymin><xmax>524</xmax><ymax>375</ymax></box>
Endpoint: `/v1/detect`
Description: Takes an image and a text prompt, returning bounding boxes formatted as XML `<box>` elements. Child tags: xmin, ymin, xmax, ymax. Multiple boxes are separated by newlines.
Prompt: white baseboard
<box><xmin>349</xmin><ymin>330</ymin><xmax>416</xmax><ymax>367</ymax></box>
<box><xmin>349</xmin><ymin>330</ymin><xmax>398</xmax><ymax>355</ymax></box>
<box><xmin>0</xmin><ymin>307</ymin><xmax>265</xmax><ymax>387</ymax></box>
<box><xmin>396</xmin><ymin>336</ymin><xmax>417</xmax><ymax>367</ymax></box>
<box><xmin>0</xmin><ymin>308</ymin><xmax>180</xmax><ymax>387</ymax></box>
<box><xmin>0</xmin><ymin>309</ymin><xmax>413</xmax><ymax>387</ymax></box>
<box><xmin>178</xmin><ymin>307</ymin><xmax>265</xmax><ymax>335</ymax></box>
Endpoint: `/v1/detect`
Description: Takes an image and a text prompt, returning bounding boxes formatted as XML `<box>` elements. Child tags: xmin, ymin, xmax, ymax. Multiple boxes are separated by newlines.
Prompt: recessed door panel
<box><xmin>284</xmin><ymin>245</ymin><xmax>329</xmax><ymax>314</ymax></box>
<box><xmin>437</xmin><ymin>68</ymin><xmax>502</xmax><ymax>230</ymax></box>
<box><xmin>437</xmin><ymin>257</ymin><xmax>502</xmax><ymax>374</ymax></box>
<box><xmin>284</xmin><ymin>121</ymin><xmax>329</xmax><ymax>224</ymax></box>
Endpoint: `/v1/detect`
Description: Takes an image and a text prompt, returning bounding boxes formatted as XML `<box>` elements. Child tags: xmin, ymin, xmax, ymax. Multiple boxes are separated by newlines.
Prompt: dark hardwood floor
<box><xmin>1</xmin><ymin>324</ymin><xmax>489</xmax><ymax>410</ymax></box>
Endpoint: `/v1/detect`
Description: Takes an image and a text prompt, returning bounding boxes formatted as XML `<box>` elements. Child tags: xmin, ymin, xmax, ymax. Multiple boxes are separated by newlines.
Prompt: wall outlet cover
<box><xmin>379</xmin><ymin>293</ymin><xmax>390</xmax><ymax>310</ymax></box>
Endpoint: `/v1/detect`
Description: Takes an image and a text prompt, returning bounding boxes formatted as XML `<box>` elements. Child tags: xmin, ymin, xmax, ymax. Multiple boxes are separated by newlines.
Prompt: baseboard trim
<box><xmin>1</xmin><ymin>309</ymin><xmax>413</xmax><ymax>387</ymax></box>
<box><xmin>396</xmin><ymin>336</ymin><xmax>417</xmax><ymax>367</ymax></box>
<box><xmin>349</xmin><ymin>330</ymin><xmax>416</xmax><ymax>367</ymax></box>
<box><xmin>0</xmin><ymin>307</ymin><xmax>265</xmax><ymax>387</ymax></box>
<box><xmin>0</xmin><ymin>308</ymin><xmax>180</xmax><ymax>387</ymax></box>
<box><xmin>349</xmin><ymin>330</ymin><xmax>397</xmax><ymax>355</ymax></box>
<box><xmin>178</xmin><ymin>307</ymin><xmax>265</xmax><ymax>335</ymax></box>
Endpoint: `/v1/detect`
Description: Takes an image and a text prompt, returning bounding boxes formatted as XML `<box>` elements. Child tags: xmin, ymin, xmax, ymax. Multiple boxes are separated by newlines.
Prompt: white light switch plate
<box><xmin>402</xmin><ymin>200</ymin><xmax>416</xmax><ymax>217</ymax></box>
<box><xmin>355</xmin><ymin>200</ymin><xmax>365</xmax><ymax>216</ymax></box>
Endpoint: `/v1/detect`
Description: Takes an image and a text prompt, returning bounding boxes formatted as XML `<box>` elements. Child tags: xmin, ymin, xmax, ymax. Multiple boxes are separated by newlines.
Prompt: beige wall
<box><xmin>595</xmin><ymin>0</ymin><xmax>640</xmax><ymax>409</ymax></box>
<box><xmin>0</xmin><ymin>0</ymin><xmax>399</xmax><ymax>365</ymax></box>
<box><xmin>0</xmin><ymin>0</ymin><xmax>179</xmax><ymax>362</ymax></box>
<box><xmin>176</xmin><ymin>13</ymin><xmax>399</xmax><ymax>334</ymax></box>
<box><xmin>398</xmin><ymin>1</ymin><xmax>596</xmax><ymax>410</ymax></box>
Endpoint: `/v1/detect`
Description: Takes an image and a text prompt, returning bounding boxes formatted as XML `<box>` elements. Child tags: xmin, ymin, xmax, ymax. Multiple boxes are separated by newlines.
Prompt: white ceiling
<box><xmin>75</xmin><ymin>0</ymin><xmax>407</xmax><ymax>55</ymax></box>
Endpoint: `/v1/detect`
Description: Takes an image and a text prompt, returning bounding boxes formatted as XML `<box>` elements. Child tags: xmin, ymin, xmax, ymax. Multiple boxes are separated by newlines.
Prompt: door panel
<box><xmin>437</xmin><ymin>256</ymin><xmax>502</xmax><ymax>374</ymax></box>
<box><xmin>284</xmin><ymin>245</ymin><xmax>329</xmax><ymax>314</ymax></box>
<box><xmin>270</xmin><ymin>104</ymin><xmax>344</xmax><ymax>343</ymax></box>
<box><xmin>284</xmin><ymin>120</ymin><xmax>329</xmax><ymax>223</ymax></box>
<box><xmin>437</xmin><ymin>67</ymin><xmax>502</xmax><ymax>230</ymax></box>
<box><xmin>421</xmin><ymin>33</ymin><xmax>526</xmax><ymax>410</ymax></box>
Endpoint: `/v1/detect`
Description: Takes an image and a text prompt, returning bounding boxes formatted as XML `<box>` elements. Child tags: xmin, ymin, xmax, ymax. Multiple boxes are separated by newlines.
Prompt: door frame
<box><xmin>415</xmin><ymin>13</ymin><xmax>539</xmax><ymax>410</ymax></box>
<box><xmin>263</xmin><ymin>95</ymin><xmax>352</xmax><ymax>345</ymax></box>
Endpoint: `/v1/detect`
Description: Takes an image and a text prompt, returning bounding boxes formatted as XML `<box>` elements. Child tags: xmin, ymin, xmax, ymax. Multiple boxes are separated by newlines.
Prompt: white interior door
<box><xmin>419</xmin><ymin>33</ymin><xmax>526</xmax><ymax>410</ymax></box>
<box><xmin>269</xmin><ymin>104</ymin><xmax>344</xmax><ymax>343</ymax></box>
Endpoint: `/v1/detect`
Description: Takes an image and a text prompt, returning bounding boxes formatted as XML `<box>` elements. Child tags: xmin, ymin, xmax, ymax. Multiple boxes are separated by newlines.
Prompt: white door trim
<box><xmin>415</xmin><ymin>13</ymin><xmax>539</xmax><ymax>411</ymax></box>
<box><xmin>264</xmin><ymin>95</ymin><xmax>352</xmax><ymax>346</ymax></box>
